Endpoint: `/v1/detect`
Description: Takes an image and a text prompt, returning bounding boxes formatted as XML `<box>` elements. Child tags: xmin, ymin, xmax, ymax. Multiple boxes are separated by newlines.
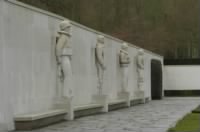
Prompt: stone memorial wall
<box><xmin>0</xmin><ymin>0</ymin><xmax>163</xmax><ymax>130</ymax></box>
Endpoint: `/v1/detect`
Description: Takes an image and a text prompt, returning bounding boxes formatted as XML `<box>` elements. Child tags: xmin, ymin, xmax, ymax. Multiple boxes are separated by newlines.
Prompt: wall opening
<box><xmin>151</xmin><ymin>59</ymin><xmax>163</xmax><ymax>100</ymax></box>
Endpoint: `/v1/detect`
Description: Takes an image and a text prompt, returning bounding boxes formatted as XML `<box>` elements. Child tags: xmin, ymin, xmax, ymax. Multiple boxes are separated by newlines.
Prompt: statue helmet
<box><xmin>138</xmin><ymin>49</ymin><xmax>144</xmax><ymax>55</ymax></box>
<box><xmin>122</xmin><ymin>42</ymin><xmax>129</xmax><ymax>50</ymax></box>
<box><xmin>97</xmin><ymin>35</ymin><xmax>105</xmax><ymax>43</ymax></box>
<box><xmin>59</xmin><ymin>20</ymin><xmax>71</xmax><ymax>30</ymax></box>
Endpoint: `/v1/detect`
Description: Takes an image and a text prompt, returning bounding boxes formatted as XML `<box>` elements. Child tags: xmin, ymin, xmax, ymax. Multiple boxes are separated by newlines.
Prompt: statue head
<box><xmin>97</xmin><ymin>35</ymin><xmax>105</xmax><ymax>44</ymax></box>
<box><xmin>59</xmin><ymin>20</ymin><xmax>71</xmax><ymax>32</ymax></box>
<box><xmin>138</xmin><ymin>49</ymin><xmax>144</xmax><ymax>55</ymax></box>
<box><xmin>121</xmin><ymin>42</ymin><xmax>129</xmax><ymax>51</ymax></box>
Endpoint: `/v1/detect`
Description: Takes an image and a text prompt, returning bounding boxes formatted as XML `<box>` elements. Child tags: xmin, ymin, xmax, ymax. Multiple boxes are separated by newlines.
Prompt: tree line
<box><xmin>18</xmin><ymin>0</ymin><xmax>200</xmax><ymax>59</ymax></box>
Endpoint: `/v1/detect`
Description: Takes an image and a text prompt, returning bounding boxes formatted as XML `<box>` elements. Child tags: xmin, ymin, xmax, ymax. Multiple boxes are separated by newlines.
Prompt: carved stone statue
<box><xmin>95</xmin><ymin>35</ymin><xmax>106</xmax><ymax>95</ymax></box>
<box><xmin>55</xmin><ymin>20</ymin><xmax>73</xmax><ymax>120</ymax></box>
<box><xmin>55</xmin><ymin>20</ymin><xmax>73</xmax><ymax>98</ymax></box>
<box><xmin>119</xmin><ymin>43</ymin><xmax>130</xmax><ymax>92</ymax></box>
<box><xmin>136</xmin><ymin>49</ymin><xmax>145</xmax><ymax>91</ymax></box>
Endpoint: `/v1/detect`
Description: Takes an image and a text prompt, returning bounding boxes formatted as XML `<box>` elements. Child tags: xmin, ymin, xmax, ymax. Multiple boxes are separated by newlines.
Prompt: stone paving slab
<box><xmin>17</xmin><ymin>97</ymin><xmax>200</xmax><ymax>132</ymax></box>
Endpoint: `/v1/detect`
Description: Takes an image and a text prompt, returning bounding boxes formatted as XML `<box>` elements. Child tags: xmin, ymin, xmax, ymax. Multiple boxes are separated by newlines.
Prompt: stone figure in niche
<box><xmin>55</xmin><ymin>20</ymin><xmax>73</xmax><ymax>99</ymax></box>
<box><xmin>95</xmin><ymin>35</ymin><xmax>106</xmax><ymax>95</ymax></box>
<box><xmin>119</xmin><ymin>43</ymin><xmax>130</xmax><ymax>92</ymax></box>
<box><xmin>136</xmin><ymin>49</ymin><xmax>145</xmax><ymax>91</ymax></box>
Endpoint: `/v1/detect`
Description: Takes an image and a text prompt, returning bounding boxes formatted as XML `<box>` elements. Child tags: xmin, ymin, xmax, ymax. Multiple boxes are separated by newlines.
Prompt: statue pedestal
<box><xmin>118</xmin><ymin>92</ymin><xmax>131</xmax><ymax>107</ymax></box>
<box><xmin>134</xmin><ymin>90</ymin><xmax>145</xmax><ymax>104</ymax></box>
<box><xmin>54</xmin><ymin>96</ymin><xmax>74</xmax><ymax>120</ymax></box>
<box><xmin>92</xmin><ymin>94</ymin><xmax>108</xmax><ymax>112</ymax></box>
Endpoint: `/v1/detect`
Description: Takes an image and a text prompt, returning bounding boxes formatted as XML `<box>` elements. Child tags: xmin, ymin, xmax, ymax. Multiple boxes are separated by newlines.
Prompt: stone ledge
<box><xmin>130</xmin><ymin>98</ymin><xmax>149</xmax><ymax>106</ymax></box>
<box><xmin>74</xmin><ymin>103</ymin><xmax>103</xmax><ymax>118</ymax></box>
<box><xmin>14</xmin><ymin>109</ymin><xmax>67</xmax><ymax>130</ymax></box>
<box><xmin>14</xmin><ymin>109</ymin><xmax>67</xmax><ymax>121</ymax></box>
<box><xmin>108</xmin><ymin>99</ymin><xmax>128</xmax><ymax>111</ymax></box>
<box><xmin>74</xmin><ymin>103</ymin><xmax>103</xmax><ymax>111</ymax></box>
<box><xmin>109</xmin><ymin>99</ymin><xmax>126</xmax><ymax>105</ymax></box>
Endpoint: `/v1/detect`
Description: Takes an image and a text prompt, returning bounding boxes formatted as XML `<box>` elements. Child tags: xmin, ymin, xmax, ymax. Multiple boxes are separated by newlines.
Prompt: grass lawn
<box><xmin>168</xmin><ymin>112</ymin><xmax>200</xmax><ymax>132</ymax></box>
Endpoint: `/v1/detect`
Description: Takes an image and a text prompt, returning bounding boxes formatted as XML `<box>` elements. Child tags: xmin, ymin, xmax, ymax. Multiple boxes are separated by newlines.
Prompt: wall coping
<box><xmin>5</xmin><ymin>0</ymin><xmax>163</xmax><ymax>58</ymax></box>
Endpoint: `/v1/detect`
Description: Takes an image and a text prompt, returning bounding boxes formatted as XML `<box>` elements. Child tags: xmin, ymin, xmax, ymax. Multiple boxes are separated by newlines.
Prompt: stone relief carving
<box><xmin>55</xmin><ymin>20</ymin><xmax>73</xmax><ymax>99</ymax></box>
<box><xmin>95</xmin><ymin>35</ymin><xmax>106</xmax><ymax>95</ymax></box>
<box><xmin>136</xmin><ymin>49</ymin><xmax>145</xmax><ymax>91</ymax></box>
<box><xmin>119</xmin><ymin>43</ymin><xmax>130</xmax><ymax>92</ymax></box>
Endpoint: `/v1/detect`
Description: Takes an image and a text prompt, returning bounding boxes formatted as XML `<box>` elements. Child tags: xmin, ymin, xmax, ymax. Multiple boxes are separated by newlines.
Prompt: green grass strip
<box><xmin>168</xmin><ymin>113</ymin><xmax>200</xmax><ymax>132</ymax></box>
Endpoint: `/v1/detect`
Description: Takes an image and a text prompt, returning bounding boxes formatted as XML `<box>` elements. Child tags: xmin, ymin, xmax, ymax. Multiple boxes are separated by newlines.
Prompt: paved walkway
<box><xmin>20</xmin><ymin>97</ymin><xmax>200</xmax><ymax>132</ymax></box>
